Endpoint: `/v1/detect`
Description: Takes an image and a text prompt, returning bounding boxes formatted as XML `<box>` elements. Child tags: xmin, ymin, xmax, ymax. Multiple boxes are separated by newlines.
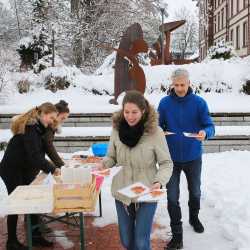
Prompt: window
<box><xmin>243</xmin><ymin>22</ymin><xmax>248</xmax><ymax>47</ymax></box>
<box><xmin>214</xmin><ymin>0</ymin><xmax>217</xmax><ymax>8</ymax></box>
<box><xmin>231</xmin><ymin>29</ymin><xmax>234</xmax><ymax>45</ymax></box>
<box><xmin>243</xmin><ymin>0</ymin><xmax>248</xmax><ymax>9</ymax></box>
<box><xmin>214</xmin><ymin>16</ymin><xmax>217</xmax><ymax>33</ymax></box>
<box><xmin>221</xmin><ymin>8</ymin><xmax>224</xmax><ymax>28</ymax></box>
<box><xmin>236</xmin><ymin>26</ymin><xmax>240</xmax><ymax>49</ymax></box>
<box><xmin>237</xmin><ymin>0</ymin><xmax>239</xmax><ymax>12</ymax></box>
<box><xmin>231</xmin><ymin>0</ymin><xmax>234</xmax><ymax>16</ymax></box>
<box><xmin>218</xmin><ymin>12</ymin><xmax>220</xmax><ymax>31</ymax></box>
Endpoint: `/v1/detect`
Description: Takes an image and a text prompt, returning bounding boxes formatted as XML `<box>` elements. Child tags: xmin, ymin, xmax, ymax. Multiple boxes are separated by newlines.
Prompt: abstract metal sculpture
<box><xmin>99</xmin><ymin>21</ymin><xmax>196</xmax><ymax>105</ymax></box>
<box><xmin>99</xmin><ymin>23</ymin><xmax>148</xmax><ymax>105</ymax></box>
<box><xmin>149</xmin><ymin>20</ymin><xmax>191</xmax><ymax>65</ymax></box>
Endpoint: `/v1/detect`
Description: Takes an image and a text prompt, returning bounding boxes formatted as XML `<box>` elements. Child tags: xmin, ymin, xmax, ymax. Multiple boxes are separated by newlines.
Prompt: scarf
<box><xmin>118</xmin><ymin>118</ymin><xmax>145</xmax><ymax>148</ymax></box>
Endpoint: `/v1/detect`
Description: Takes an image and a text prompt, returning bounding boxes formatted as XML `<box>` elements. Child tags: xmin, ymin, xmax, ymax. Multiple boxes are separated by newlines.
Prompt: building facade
<box><xmin>197</xmin><ymin>0</ymin><xmax>250</xmax><ymax>60</ymax></box>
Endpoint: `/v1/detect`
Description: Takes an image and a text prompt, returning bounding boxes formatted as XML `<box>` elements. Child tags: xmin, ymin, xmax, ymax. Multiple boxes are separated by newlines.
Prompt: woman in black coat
<box><xmin>43</xmin><ymin>100</ymin><xmax>70</xmax><ymax>168</ymax></box>
<box><xmin>0</xmin><ymin>102</ymin><xmax>60</xmax><ymax>250</ymax></box>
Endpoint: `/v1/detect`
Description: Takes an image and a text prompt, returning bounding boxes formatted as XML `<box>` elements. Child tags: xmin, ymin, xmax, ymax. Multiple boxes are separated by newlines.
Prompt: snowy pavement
<box><xmin>0</xmin><ymin>150</ymin><xmax>250</xmax><ymax>249</ymax></box>
<box><xmin>93</xmin><ymin>151</ymin><xmax>250</xmax><ymax>250</ymax></box>
<box><xmin>0</xmin><ymin>90</ymin><xmax>250</xmax><ymax>114</ymax></box>
<box><xmin>2</xmin><ymin>126</ymin><xmax>250</xmax><ymax>143</ymax></box>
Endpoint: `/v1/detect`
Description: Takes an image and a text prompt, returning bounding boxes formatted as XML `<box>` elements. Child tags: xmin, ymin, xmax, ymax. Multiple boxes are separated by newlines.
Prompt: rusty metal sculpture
<box><xmin>99</xmin><ymin>23</ymin><xmax>148</xmax><ymax>105</ymax></box>
<box><xmin>98</xmin><ymin>21</ymin><xmax>196</xmax><ymax>105</ymax></box>
<box><xmin>149</xmin><ymin>20</ymin><xmax>190</xmax><ymax>65</ymax></box>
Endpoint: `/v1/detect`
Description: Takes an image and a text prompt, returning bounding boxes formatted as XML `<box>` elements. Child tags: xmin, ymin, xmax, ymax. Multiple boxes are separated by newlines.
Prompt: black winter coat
<box><xmin>43</xmin><ymin>127</ymin><xmax>64</xmax><ymax>168</ymax></box>
<box><xmin>0</xmin><ymin>120</ymin><xmax>56</xmax><ymax>194</ymax></box>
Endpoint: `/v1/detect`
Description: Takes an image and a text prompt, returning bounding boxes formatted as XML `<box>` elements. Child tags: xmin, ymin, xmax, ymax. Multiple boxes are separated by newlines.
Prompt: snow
<box><xmin>0</xmin><ymin>127</ymin><xmax>113</xmax><ymax>143</ymax></box>
<box><xmin>93</xmin><ymin>150</ymin><xmax>250</xmax><ymax>250</ymax></box>
<box><xmin>0</xmin><ymin>0</ymin><xmax>10</xmax><ymax>10</ymax></box>
<box><xmin>0</xmin><ymin>129</ymin><xmax>12</xmax><ymax>143</ymax></box>
<box><xmin>18</xmin><ymin>37</ymin><xmax>34</xmax><ymax>49</ymax></box>
<box><xmin>207</xmin><ymin>41</ymin><xmax>236</xmax><ymax>59</ymax></box>
<box><xmin>0</xmin><ymin>89</ymin><xmax>250</xmax><ymax>115</ymax></box>
<box><xmin>1</xmin><ymin>147</ymin><xmax>250</xmax><ymax>249</ymax></box>
<box><xmin>1</xmin><ymin>126</ymin><xmax>250</xmax><ymax>143</ymax></box>
<box><xmin>1</xmin><ymin>55</ymin><xmax>250</xmax><ymax>114</ymax></box>
<box><xmin>216</xmin><ymin>126</ymin><xmax>250</xmax><ymax>136</ymax></box>
<box><xmin>54</xmin><ymin>230</ymin><xmax>74</xmax><ymax>249</ymax></box>
<box><xmin>197</xmin><ymin>93</ymin><xmax>250</xmax><ymax>113</ymax></box>
<box><xmin>94</xmin><ymin>51</ymin><xmax>116</xmax><ymax>76</ymax></box>
<box><xmin>0</xmin><ymin>89</ymin><xmax>120</xmax><ymax>114</ymax></box>
<box><xmin>187</xmin><ymin>50</ymin><xmax>199</xmax><ymax>60</ymax></box>
<box><xmin>57</xmin><ymin>127</ymin><xmax>112</xmax><ymax>137</ymax></box>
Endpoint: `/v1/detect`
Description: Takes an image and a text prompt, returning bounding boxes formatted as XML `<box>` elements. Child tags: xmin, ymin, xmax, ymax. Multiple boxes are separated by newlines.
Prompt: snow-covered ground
<box><xmin>1</xmin><ymin>56</ymin><xmax>250</xmax><ymax>114</ymax></box>
<box><xmin>1</xmin><ymin>126</ymin><xmax>250</xmax><ymax>143</ymax></box>
<box><xmin>0</xmin><ymin>90</ymin><xmax>250</xmax><ymax>114</ymax></box>
<box><xmin>1</xmin><ymin>148</ymin><xmax>250</xmax><ymax>249</ymax></box>
<box><xmin>93</xmin><ymin>150</ymin><xmax>250</xmax><ymax>250</ymax></box>
<box><xmin>0</xmin><ymin>0</ymin><xmax>10</xmax><ymax>9</ymax></box>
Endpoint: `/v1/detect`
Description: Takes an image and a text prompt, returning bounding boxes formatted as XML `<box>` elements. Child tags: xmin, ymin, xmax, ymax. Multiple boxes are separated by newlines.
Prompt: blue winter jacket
<box><xmin>158</xmin><ymin>88</ymin><xmax>215</xmax><ymax>162</ymax></box>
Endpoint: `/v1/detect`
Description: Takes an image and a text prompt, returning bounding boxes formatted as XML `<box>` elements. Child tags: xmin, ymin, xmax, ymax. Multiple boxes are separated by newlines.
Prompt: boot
<box><xmin>39</xmin><ymin>222</ymin><xmax>53</xmax><ymax>233</ymax></box>
<box><xmin>24</xmin><ymin>215</ymin><xmax>53</xmax><ymax>234</ymax></box>
<box><xmin>189</xmin><ymin>214</ymin><xmax>204</xmax><ymax>233</ymax></box>
<box><xmin>6</xmin><ymin>240</ymin><xmax>28</xmax><ymax>250</ymax></box>
<box><xmin>32</xmin><ymin>231</ymin><xmax>54</xmax><ymax>247</ymax></box>
<box><xmin>164</xmin><ymin>233</ymin><xmax>183</xmax><ymax>250</ymax></box>
<box><xmin>32</xmin><ymin>235</ymin><xmax>54</xmax><ymax>247</ymax></box>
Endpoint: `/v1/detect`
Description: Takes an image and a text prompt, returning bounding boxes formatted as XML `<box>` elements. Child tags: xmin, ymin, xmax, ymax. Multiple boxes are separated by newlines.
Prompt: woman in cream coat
<box><xmin>98</xmin><ymin>90</ymin><xmax>173</xmax><ymax>250</ymax></box>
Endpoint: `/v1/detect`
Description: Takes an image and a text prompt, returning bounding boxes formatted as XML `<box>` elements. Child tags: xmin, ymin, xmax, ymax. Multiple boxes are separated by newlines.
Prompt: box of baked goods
<box><xmin>4</xmin><ymin>185</ymin><xmax>53</xmax><ymax>215</ymax></box>
<box><xmin>71</xmin><ymin>155</ymin><xmax>103</xmax><ymax>164</ymax></box>
<box><xmin>53</xmin><ymin>175</ymin><xmax>98</xmax><ymax>213</ymax></box>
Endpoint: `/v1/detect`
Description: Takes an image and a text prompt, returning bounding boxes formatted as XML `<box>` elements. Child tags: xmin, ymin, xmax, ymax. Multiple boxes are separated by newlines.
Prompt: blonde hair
<box><xmin>11</xmin><ymin>102</ymin><xmax>57</xmax><ymax>135</ymax></box>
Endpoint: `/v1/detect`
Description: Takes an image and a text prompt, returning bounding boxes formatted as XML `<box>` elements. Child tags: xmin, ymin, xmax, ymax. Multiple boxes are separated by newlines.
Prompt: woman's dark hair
<box><xmin>122</xmin><ymin>90</ymin><xmax>150</xmax><ymax>120</ymax></box>
<box><xmin>55</xmin><ymin>100</ymin><xmax>70</xmax><ymax>114</ymax></box>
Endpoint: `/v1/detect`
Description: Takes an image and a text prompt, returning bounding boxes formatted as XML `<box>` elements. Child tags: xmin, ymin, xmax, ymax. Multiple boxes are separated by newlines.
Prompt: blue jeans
<box><xmin>167</xmin><ymin>157</ymin><xmax>202</xmax><ymax>234</ymax></box>
<box><xmin>115</xmin><ymin>200</ymin><xmax>157</xmax><ymax>250</ymax></box>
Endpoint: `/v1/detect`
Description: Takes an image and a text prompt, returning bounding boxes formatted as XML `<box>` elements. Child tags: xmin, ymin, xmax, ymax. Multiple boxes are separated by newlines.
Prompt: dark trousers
<box><xmin>167</xmin><ymin>157</ymin><xmax>202</xmax><ymax>234</ymax></box>
<box><xmin>4</xmin><ymin>174</ymin><xmax>39</xmax><ymax>243</ymax></box>
<box><xmin>7</xmin><ymin>214</ymin><xmax>40</xmax><ymax>242</ymax></box>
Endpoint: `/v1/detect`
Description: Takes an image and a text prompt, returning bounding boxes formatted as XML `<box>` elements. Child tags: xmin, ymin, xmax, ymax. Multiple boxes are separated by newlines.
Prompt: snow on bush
<box><xmin>17</xmin><ymin>26</ymin><xmax>52</xmax><ymax>70</ymax></box>
<box><xmin>18</xmin><ymin>36</ymin><xmax>34</xmax><ymax>49</ymax></box>
<box><xmin>0</xmin><ymin>70</ymin><xmax>13</xmax><ymax>104</ymax></box>
<box><xmin>2</xmin><ymin>50</ymin><xmax>250</xmax><ymax>96</ymax></box>
<box><xmin>0</xmin><ymin>48</ymin><xmax>19</xmax><ymax>103</ymax></box>
<box><xmin>94</xmin><ymin>51</ymin><xmax>249</xmax><ymax>94</ymax></box>
<box><xmin>95</xmin><ymin>52</ymin><xmax>116</xmax><ymax>76</ymax></box>
<box><xmin>33</xmin><ymin>54</ymin><xmax>65</xmax><ymax>73</ymax></box>
<box><xmin>207</xmin><ymin>40</ymin><xmax>236</xmax><ymax>60</ymax></box>
<box><xmin>143</xmin><ymin>56</ymin><xmax>250</xmax><ymax>94</ymax></box>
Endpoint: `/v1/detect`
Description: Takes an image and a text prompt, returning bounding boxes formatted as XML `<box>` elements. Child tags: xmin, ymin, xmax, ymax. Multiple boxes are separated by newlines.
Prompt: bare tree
<box><xmin>171</xmin><ymin>6</ymin><xmax>199</xmax><ymax>59</ymax></box>
<box><xmin>67</xmin><ymin>0</ymin><xmax>165</xmax><ymax>72</ymax></box>
<box><xmin>1</xmin><ymin>0</ymin><xmax>166</xmax><ymax>72</ymax></box>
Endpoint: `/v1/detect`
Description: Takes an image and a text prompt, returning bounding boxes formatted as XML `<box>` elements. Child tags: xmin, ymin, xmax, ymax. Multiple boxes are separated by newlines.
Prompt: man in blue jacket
<box><xmin>158</xmin><ymin>68</ymin><xmax>215</xmax><ymax>250</ymax></box>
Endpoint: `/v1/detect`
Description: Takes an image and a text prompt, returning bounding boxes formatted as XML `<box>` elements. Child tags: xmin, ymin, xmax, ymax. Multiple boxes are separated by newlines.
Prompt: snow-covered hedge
<box><xmin>2</xmin><ymin>52</ymin><xmax>250</xmax><ymax>96</ymax></box>
<box><xmin>207</xmin><ymin>41</ymin><xmax>236</xmax><ymax>60</ymax></box>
